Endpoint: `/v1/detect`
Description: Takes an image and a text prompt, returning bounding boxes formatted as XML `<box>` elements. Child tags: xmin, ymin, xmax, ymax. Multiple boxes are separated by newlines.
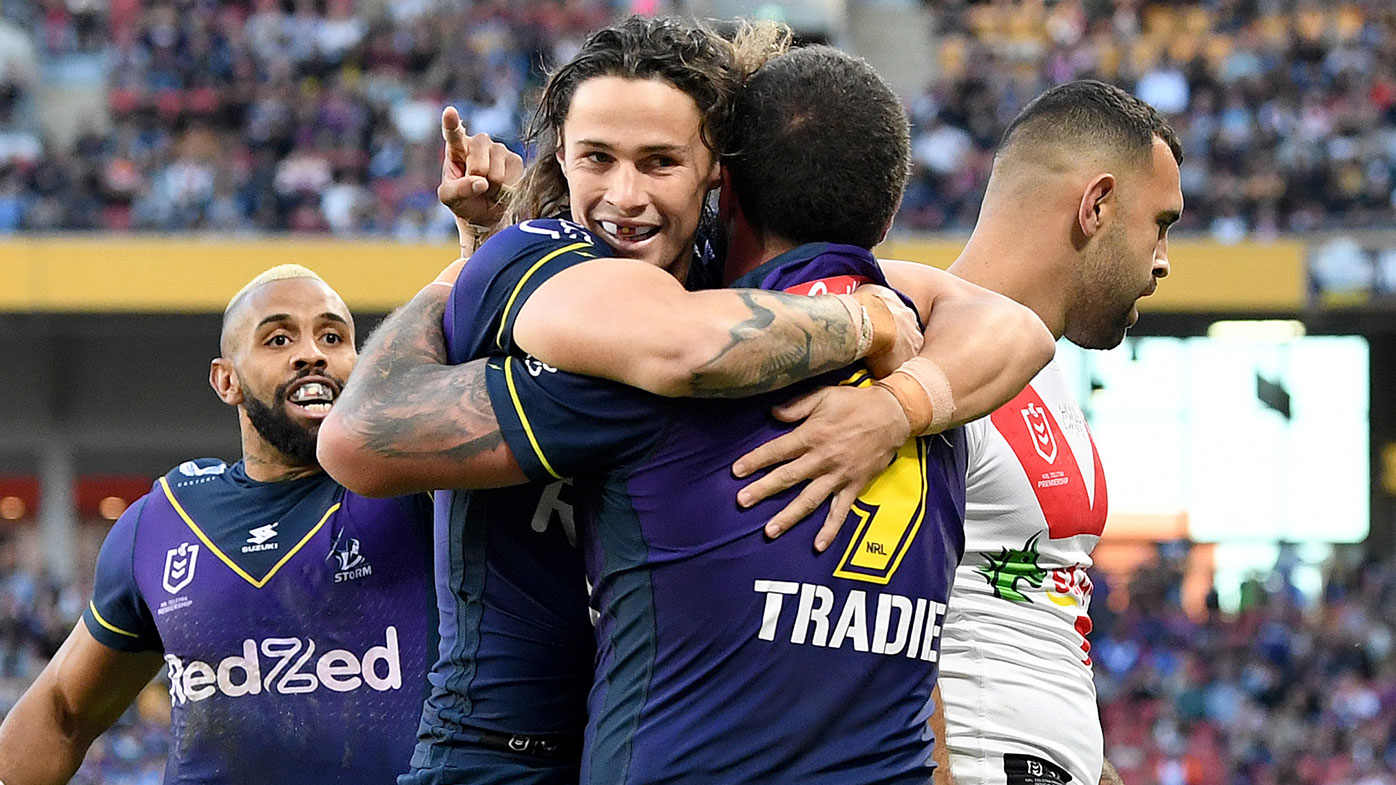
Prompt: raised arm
<box><xmin>434</xmin><ymin>108</ymin><xmax>923</xmax><ymax>401</ymax></box>
<box><xmin>0</xmin><ymin>624</ymin><xmax>165</xmax><ymax>785</ymax></box>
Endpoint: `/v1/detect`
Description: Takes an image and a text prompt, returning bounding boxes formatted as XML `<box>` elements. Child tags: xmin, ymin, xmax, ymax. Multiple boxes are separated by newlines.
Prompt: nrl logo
<box><xmin>163</xmin><ymin>542</ymin><xmax>199</xmax><ymax>594</ymax></box>
<box><xmin>1020</xmin><ymin>402</ymin><xmax>1058</xmax><ymax>464</ymax></box>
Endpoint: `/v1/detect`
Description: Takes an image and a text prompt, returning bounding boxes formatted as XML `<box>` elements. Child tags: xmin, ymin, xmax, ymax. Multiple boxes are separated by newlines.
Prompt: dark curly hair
<box><xmin>506</xmin><ymin>15</ymin><xmax>789</xmax><ymax>224</ymax></box>
<box><xmin>727</xmin><ymin>46</ymin><xmax>910</xmax><ymax>249</ymax></box>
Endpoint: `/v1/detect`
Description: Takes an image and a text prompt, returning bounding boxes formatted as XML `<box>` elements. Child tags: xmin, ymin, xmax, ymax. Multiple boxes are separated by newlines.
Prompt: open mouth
<box><xmin>286</xmin><ymin>380</ymin><xmax>337</xmax><ymax>415</ymax></box>
<box><xmin>598</xmin><ymin>220</ymin><xmax>660</xmax><ymax>243</ymax></box>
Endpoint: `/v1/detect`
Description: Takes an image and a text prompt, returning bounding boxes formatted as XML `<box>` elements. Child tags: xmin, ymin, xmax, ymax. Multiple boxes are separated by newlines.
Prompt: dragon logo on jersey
<box><xmin>976</xmin><ymin>532</ymin><xmax>1047</xmax><ymax>603</ymax></box>
<box><xmin>1020</xmin><ymin>402</ymin><xmax>1057</xmax><ymax>464</ymax></box>
<box><xmin>162</xmin><ymin>542</ymin><xmax>199</xmax><ymax>594</ymax></box>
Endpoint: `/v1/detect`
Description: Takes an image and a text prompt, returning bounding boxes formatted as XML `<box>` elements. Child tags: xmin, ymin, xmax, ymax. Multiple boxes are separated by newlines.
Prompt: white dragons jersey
<box><xmin>939</xmin><ymin>360</ymin><xmax>1106</xmax><ymax>785</ymax></box>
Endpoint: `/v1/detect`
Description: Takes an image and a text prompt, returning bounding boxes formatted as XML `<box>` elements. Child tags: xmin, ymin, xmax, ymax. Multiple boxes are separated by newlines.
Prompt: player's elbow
<box><xmin>632</xmin><ymin>330</ymin><xmax>735</xmax><ymax>397</ymax></box>
<box><xmin>316</xmin><ymin>415</ymin><xmax>396</xmax><ymax>498</ymax></box>
<box><xmin>596</xmin><ymin>319</ymin><xmax>723</xmax><ymax>397</ymax></box>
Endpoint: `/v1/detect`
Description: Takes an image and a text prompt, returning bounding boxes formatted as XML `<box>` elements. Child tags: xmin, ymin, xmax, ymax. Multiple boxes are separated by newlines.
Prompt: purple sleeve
<box><xmin>82</xmin><ymin>496</ymin><xmax>163</xmax><ymax>653</ymax></box>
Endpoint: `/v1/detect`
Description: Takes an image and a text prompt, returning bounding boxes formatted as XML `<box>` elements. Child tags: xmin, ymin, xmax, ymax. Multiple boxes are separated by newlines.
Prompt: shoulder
<box><xmin>339</xmin><ymin>489</ymin><xmax>433</xmax><ymax>525</ymax></box>
<box><xmin>466</xmin><ymin>218</ymin><xmax>610</xmax><ymax>277</ymax></box>
<box><xmin>162</xmin><ymin>458</ymin><xmax>231</xmax><ymax>486</ymax></box>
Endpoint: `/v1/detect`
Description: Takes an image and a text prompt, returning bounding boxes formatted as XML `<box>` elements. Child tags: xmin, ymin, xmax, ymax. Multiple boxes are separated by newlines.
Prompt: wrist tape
<box><xmin>852</xmin><ymin>288</ymin><xmax>898</xmax><ymax>361</ymax></box>
<box><xmin>874</xmin><ymin>356</ymin><xmax>957</xmax><ymax>435</ymax></box>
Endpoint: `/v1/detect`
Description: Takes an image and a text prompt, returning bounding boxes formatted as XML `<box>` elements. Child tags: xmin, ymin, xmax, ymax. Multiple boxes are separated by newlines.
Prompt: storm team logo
<box><xmin>329</xmin><ymin>529</ymin><xmax>372</xmax><ymax>583</ymax></box>
<box><xmin>163</xmin><ymin>542</ymin><xmax>200</xmax><ymax>594</ymax></box>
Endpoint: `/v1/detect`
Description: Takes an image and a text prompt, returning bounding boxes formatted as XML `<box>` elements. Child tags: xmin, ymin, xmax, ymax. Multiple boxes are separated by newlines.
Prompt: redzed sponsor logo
<box><xmin>164</xmin><ymin>627</ymin><xmax>402</xmax><ymax>703</ymax></box>
<box><xmin>783</xmin><ymin>275</ymin><xmax>869</xmax><ymax>297</ymax></box>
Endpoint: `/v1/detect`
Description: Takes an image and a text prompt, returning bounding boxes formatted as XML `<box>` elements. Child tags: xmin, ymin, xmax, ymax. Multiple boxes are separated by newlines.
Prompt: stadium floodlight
<box><xmin>1206</xmin><ymin>319</ymin><xmax>1306</xmax><ymax>342</ymax></box>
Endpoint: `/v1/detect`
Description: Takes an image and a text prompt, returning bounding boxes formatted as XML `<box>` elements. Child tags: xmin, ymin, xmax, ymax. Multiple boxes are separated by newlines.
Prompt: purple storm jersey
<box><xmin>83</xmin><ymin>459</ymin><xmax>434</xmax><ymax>785</ymax></box>
<box><xmin>485</xmin><ymin>243</ymin><xmax>969</xmax><ymax>785</ymax></box>
<box><xmin>407</xmin><ymin>218</ymin><xmax>612</xmax><ymax>784</ymax></box>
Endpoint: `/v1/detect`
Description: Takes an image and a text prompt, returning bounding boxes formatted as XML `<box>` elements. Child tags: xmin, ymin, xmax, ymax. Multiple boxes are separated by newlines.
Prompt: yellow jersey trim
<box><xmin>158</xmin><ymin>476</ymin><xmax>336</xmax><ymax>589</ymax></box>
<box><xmin>503</xmin><ymin>357</ymin><xmax>563</xmax><ymax>480</ymax></box>
<box><xmin>88</xmin><ymin>601</ymin><xmax>140</xmax><ymax>639</ymax></box>
<box><xmin>494</xmin><ymin>242</ymin><xmax>593</xmax><ymax>350</ymax></box>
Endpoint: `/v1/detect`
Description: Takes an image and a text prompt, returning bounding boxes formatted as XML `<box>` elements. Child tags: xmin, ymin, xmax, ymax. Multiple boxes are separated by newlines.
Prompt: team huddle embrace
<box><xmin>0</xmin><ymin>13</ymin><xmax>1181</xmax><ymax>785</ymax></box>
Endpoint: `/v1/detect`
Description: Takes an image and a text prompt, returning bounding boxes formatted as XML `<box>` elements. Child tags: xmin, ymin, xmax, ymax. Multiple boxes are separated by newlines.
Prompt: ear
<box><xmin>1076</xmin><ymin>173</ymin><xmax>1116</xmax><ymax>239</ymax></box>
<box><xmin>554</xmin><ymin>131</ymin><xmax>566</xmax><ymax>167</ymax></box>
<box><xmin>704</xmin><ymin>152</ymin><xmax>721</xmax><ymax>191</ymax></box>
<box><xmin>716</xmin><ymin>165</ymin><xmax>735</xmax><ymax>222</ymax></box>
<box><xmin>210</xmin><ymin>357</ymin><xmax>243</xmax><ymax>407</ymax></box>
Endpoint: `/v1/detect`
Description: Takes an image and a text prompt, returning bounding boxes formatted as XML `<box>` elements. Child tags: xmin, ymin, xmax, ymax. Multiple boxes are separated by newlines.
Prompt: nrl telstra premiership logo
<box><xmin>163</xmin><ymin>542</ymin><xmax>199</xmax><ymax>594</ymax></box>
<box><xmin>1020</xmin><ymin>402</ymin><xmax>1058</xmax><ymax>464</ymax></box>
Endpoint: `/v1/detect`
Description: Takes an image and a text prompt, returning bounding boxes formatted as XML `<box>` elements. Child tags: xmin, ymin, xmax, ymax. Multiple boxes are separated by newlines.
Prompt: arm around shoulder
<box><xmin>317</xmin><ymin>283</ymin><xmax>528</xmax><ymax>497</ymax></box>
<box><xmin>881</xmin><ymin>259</ymin><xmax>1055</xmax><ymax>428</ymax></box>
<box><xmin>513</xmin><ymin>258</ymin><xmax>878</xmax><ymax>399</ymax></box>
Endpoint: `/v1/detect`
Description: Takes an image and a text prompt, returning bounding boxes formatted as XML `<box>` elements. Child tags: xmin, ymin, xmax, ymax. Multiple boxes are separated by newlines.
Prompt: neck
<box><xmin>238</xmin><ymin>416</ymin><xmax>321</xmax><ymax>483</ymax></box>
<box><xmin>721</xmin><ymin>225</ymin><xmax>797</xmax><ymax>286</ymax></box>
<box><xmin>948</xmin><ymin>204</ymin><xmax>1069</xmax><ymax>340</ymax></box>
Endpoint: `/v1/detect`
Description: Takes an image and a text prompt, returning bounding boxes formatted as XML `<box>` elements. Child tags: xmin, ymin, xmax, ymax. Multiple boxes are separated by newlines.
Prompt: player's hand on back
<box><xmin>854</xmin><ymin>284</ymin><xmax>924</xmax><ymax>378</ymax></box>
<box><xmin>732</xmin><ymin>383</ymin><xmax>910</xmax><ymax>552</ymax></box>
<box><xmin>438</xmin><ymin>105</ymin><xmax>523</xmax><ymax>230</ymax></box>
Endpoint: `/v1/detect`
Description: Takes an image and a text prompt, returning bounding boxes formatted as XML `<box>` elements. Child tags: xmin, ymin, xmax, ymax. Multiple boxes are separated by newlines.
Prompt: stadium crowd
<box><xmin>1091</xmin><ymin>545</ymin><xmax>1396</xmax><ymax>785</ymax></box>
<box><xmin>6</xmin><ymin>529</ymin><xmax>1396</xmax><ymax>784</ymax></box>
<box><xmin>2</xmin><ymin>0</ymin><xmax>1396</xmax><ymax>782</ymax></box>
<box><xmin>0</xmin><ymin>533</ymin><xmax>167</xmax><ymax>784</ymax></box>
<box><xmin>0</xmin><ymin>0</ymin><xmax>1393</xmax><ymax>239</ymax></box>
<box><xmin>903</xmin><ymin>0</ymin><xmax>1396</xmax><ymax>238</ymax></box>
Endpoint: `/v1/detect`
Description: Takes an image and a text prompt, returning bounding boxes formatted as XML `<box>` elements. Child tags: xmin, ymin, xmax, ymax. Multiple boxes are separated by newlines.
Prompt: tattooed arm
<box><xmin>512</xmin><ymin>258</ymin><xmax>916</xmax><ymax>398</ymax></box>
<box><xmin>317</xmin><ymin>284</ymin><xmax>526</xmax><ymax>498</ymax></box>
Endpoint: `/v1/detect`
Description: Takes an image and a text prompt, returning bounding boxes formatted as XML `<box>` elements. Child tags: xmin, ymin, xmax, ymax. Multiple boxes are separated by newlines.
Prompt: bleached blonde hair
<box><xmin>219</xmin><ymin>264</ymin><xmax>332</xmax><ymax>356</ymax></box>
<box><xmin>224</xmin><ymin>264</ymin><xmax>327</xmax><ymax>314</ymax></box>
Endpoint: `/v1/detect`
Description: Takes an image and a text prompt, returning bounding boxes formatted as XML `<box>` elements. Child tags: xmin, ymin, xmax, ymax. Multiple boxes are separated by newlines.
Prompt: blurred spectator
<box><xmin>0</xmin><ymin>1</ymin><xmax>1392</xmax><ymax>238</ymax></box>
<box><xmin>1093</xmin><ymin>544</ymin><xmax>1396</xmax><ymax>785</ymax></box>
<box><xmin>906</xmin><ymin>0</ymin><xmax>1396</xmax><ymax>237</ymax></box>
<box><xmin>0</xmin><ymin>0</ymin><xmax>617</xmax><ymax>237</ymax></box>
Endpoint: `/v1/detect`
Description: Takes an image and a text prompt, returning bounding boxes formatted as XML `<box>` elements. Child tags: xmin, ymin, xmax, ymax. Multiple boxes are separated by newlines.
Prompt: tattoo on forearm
<box><xmin>335</xmin><ymin>288</ymin><xmax>503</xmax><ymax>461</ymax></box>
<box><xmin>687</xmin><ymin>290</ymin><xmax>857</xmax><ymax>398</ymax></box>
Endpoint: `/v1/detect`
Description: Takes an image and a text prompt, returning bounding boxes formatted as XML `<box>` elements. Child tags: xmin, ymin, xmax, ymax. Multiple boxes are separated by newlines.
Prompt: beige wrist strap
<box><xmin>874</xmin><ymin>356</ymin><xmax>957</xmax><ymax>435</ymax></box>
<box><xmin>851</xmin><ymin>288</ymin><xmax>897</xmax><ymax>361</ymax></box>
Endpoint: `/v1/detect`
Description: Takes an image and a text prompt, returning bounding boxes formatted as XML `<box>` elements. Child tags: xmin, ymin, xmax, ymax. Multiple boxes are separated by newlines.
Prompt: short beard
<box><xmin>242</xmin><ymin>377</ymin><xmax>323</xmax><ymax>467</ymax></box>
<box><xmin>1065</xmin><ymin>224</ymin><xmax>1135</xmax><ymax>350</ymax></box>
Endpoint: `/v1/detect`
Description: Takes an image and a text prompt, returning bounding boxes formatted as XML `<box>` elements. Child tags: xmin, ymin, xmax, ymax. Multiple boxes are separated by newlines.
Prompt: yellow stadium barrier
<box><xmin>0</xmin><ymin>234</ymin><xmax>1307</xmax><ymax>313</ymax></box>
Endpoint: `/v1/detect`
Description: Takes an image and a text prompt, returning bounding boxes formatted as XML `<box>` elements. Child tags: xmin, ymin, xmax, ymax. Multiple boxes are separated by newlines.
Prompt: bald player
<box><xmin>0</xmin><ymin>266</ymin><xmax>436</xmax><ymax>785</ymax></box>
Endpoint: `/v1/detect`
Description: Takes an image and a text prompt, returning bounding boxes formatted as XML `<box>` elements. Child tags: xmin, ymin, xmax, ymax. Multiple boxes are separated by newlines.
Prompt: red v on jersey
<box><xmin>990</xmin><ymin>385</ymin><xmax>1107</xmax><ymax>539</ymax></box>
